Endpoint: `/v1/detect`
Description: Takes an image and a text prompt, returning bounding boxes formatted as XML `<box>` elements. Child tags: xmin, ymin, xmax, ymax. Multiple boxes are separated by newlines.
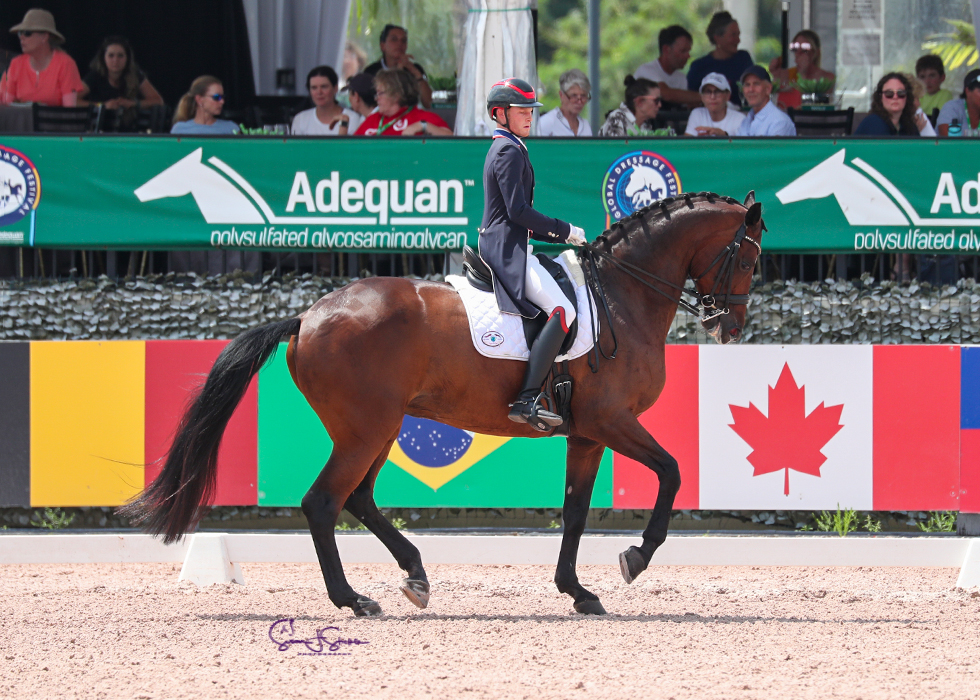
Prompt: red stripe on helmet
<box><xmin>491</xmin><ymin>78</ymin><xmax>536</xmax><ymax>100</ymax></box>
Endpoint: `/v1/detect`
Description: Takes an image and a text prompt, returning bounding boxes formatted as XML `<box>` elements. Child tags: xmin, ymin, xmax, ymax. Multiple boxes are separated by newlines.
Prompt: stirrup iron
<box><xmin>509</xmin><ymin>392</ymin><xmax>563</xmax><ymax>431</ymax></box>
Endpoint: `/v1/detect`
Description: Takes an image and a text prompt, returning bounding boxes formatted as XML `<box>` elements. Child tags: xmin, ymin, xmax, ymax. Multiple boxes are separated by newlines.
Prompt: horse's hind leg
<box><xmin>302</xmin><ymin>424</ymin><xmax>403</xmax><ymax>617</ymax></box>
<box><xmin>554</xmin><ymin>436</ymin><xmax>607</xmax><ymax>615</ymax></box>
<box><xmin>343</xmin><ymin>437</ymin><xmax>430</xmax><ymax>609</ymax></box>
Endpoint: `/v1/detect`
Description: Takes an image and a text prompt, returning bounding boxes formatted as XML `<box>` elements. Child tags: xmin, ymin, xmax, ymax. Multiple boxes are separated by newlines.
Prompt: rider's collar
<box><xmin>492</xmin><ymin>128</ymin><xmax>526</xmax><ymax>149</ymax></box>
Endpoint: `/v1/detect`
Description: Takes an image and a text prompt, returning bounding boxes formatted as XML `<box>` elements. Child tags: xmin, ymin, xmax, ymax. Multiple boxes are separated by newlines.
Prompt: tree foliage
<box><xmin>922</xmin><ymin>18</ymin><xmax>978</xmax><ymax>71</ymax></box>
<box><xmin>537</xmin><ymin>0</ymin><xmax>720</xmax><ymax>115</ymax></box>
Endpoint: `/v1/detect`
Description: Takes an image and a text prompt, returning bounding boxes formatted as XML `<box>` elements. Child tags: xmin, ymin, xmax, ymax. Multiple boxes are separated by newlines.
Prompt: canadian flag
<box><xmin>699</xmin><ymin>345</ymin><xmax>871</xmax><ymax>509</ymax></box>
<box><xmin>613</xmin><ymin>345</ymin><xmax>964</xmax><ymax>511</ymax></box>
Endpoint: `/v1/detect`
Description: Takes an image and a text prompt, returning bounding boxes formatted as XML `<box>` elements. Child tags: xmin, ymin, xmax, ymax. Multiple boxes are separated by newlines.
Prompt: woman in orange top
<box><xmin>0</xmin><ymin>9</ymin><xmax>84</xmax><ymax>107</ymax></box>
<box><xmin>769</xmin><ymin>30</ymin><xmax>835</xmax><ymax>110</ymax></box>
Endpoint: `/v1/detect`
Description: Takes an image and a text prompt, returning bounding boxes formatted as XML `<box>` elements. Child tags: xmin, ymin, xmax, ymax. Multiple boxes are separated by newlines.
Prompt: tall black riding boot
<box><xmin>508</xmin><ymin>311</ymin><xmax>570</xmax><ymax>431</ymax></box>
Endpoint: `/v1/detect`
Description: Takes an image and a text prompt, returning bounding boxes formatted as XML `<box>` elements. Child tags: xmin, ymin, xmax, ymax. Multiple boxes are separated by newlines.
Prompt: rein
<box><xmin>579</xmin><ymin>217</ymin><xmax>762</xmax><ymax>374</ymax></box>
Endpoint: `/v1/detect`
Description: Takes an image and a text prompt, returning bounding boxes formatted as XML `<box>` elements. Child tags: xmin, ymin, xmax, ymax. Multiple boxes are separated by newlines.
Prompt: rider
<box><xmin>479</xmin><ymin>78</ymin><xmax>588</xmax><ymax>431</ymax></box>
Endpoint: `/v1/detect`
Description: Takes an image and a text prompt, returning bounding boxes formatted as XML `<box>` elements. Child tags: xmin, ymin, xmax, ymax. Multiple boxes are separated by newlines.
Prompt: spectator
<box><xmin>736</xmin><ymin>66</ymin><xmax>796</xmax><ymax>136</ymax></box>
<box><xmin>916</xmin><ymin>54</ymin><xmax>953</xmax><ymax>119</ymax></box>
<box><xmin>937</xmin><ymin>68</ymin><xmax>980</xmax><ymax>137</ymax></box>
<box><xmin>634</xmin><ymin>25</ymin><xmax>702</xmax><ymax>109</ymax></box>
<box><xmin>598</xmin><ymin>76</ymin><xmax>662</xmax><ymax>137</ymax></box>
<box><xmin>854</xmin><ymin>73</ymin><xmax>919</xmax><ymax>136</ymax></box>
<box><xmin>78</xmin><ymin>36</ymin><xmax>164</xmax><ymax>130</ymax></box>
<box><xmin>537</xmin><ymin>69</ymin><xmax>592</xmax><ymax>137</ymax></box>
<box><xmin>0</xmin><ymin>9</ymin><xmax>83</xmax><ymax>107</ymax></box>
<box><xmin>170</xmin><ymin>76</ymin><xmax>238</xmax><ymax>135</ymax></box>
<box><xmin>769</xmin><ymin>30</ymin><xmax>835</xmax><ymax>110</ymax></box>
<box><xmin>341</xmin><ymin>72</ymin><xmax>377</xmax><ymax>134</ymax></box>
<box><xmin>341</xmin><ymin>41</ymin><xmax>367</xmax><ymax>87</ymax></box>
<box><xmin>687</xmin><ymin>11</ymin><xmax>754</xmax><ymax>107</ymax></box>
<box><xmin>364</xmin><ymin>24</ymin><xmax>432</xmax><ymax>109</ymax></box>
<box><xmin>291</xmin><ymin>66</ymin><xmax>358</xmax><ymax>136</ymax></box>
<box><xmin>684</xmin><ymin>73</ymin><xmax>745</xmax><ymax>136</ymax></box>
<box><xmin>354</xmin><ymin>69</ymin><xmax>451</xmax><ymax>136</ymax></box>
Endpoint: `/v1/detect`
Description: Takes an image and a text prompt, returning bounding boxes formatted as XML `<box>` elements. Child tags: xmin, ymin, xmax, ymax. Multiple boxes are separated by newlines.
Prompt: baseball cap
<box><xmin>700</xmin><ymin>72</ymin><xmax>731</xmax><ymax>92</ymax></box>
<box><xmin>739</xmin><ymin>65</ymin><xmax>772</xmax><ymax>84</ymax></box>
<box><xmin>342</xmin><ymin>73</ymin><xmax>375</xmax><ymax>99</ymax></box>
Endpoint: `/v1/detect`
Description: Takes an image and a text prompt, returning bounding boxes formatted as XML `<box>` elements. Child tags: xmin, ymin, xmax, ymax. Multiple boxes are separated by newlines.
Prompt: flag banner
<box><xmin>0</xmin><ymin>340</ymin><xmax>970</xmax><ymax>510</ymax></box>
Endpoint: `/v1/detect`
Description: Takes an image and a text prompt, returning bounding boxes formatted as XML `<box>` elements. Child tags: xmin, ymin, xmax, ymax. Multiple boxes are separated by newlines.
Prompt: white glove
<box><xmin>567</xmin><ymin>225</ymin><xmax>587</xmax><ymax>246</ymax></box>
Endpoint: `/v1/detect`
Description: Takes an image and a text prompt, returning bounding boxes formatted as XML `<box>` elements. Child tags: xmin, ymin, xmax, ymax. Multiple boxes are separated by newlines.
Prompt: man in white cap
<box><xmin>684</xmin><ymin>72</ymin><xmax>746</xmax><ymax>136</ymax></box>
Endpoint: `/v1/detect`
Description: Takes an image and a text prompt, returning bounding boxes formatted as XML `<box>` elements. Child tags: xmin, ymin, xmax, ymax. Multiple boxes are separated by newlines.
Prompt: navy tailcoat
<box><xmin>478</xmin><ymin>129</ymin><xmax>571</xmax><ymax>318</ymax></box>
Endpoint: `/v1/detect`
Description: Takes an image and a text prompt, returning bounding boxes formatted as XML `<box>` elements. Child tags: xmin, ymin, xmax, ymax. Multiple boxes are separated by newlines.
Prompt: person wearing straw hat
<box><xmin>0</xmin><ymin>9</ymin><xmax>84</xmax><ymax>107</ymax></box>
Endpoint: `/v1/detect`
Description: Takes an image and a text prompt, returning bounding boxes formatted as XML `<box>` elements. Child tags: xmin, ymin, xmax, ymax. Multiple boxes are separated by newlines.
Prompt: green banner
<box><xmin>2</xmin><ymin>135</ymin><xmax>980</xmax><ymax>253</ymax></box>
<box><xmin>257</xmin><ymin>344</ymin><xmax>612</xmax><ymax>508</ymax></box>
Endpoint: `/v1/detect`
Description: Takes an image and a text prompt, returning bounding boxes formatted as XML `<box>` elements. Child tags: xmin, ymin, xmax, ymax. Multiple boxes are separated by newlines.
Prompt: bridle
<box><xmin>578</xmin><ymin>218</ymin><xmax>762</xmax><ymax>373</ymax></box>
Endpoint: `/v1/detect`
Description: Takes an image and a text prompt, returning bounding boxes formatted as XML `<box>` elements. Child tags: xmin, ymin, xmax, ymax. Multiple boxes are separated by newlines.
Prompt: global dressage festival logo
<box><xmin>0</xmin><ymin>145</ymin><xmax>40</xmax><ymax>230</ymax></box>
<box><xmin>602</xmin><ymin>150</ymin><xmax>681</xmax><ymax>225</ymax></box>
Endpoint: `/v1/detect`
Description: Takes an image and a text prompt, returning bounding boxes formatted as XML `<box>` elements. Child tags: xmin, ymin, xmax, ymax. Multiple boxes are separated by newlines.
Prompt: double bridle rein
<box><xmin>578</xmin><ymin>219</ymin><xmax>762</xmax><ymax>373</ymax></box>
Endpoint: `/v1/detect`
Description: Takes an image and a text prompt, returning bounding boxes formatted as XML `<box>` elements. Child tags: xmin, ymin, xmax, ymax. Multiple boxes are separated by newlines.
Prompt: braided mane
<box><xmin>595</xmin><ymin>191</ymin><xmax>743</xmax><ymax>246</ymax></box>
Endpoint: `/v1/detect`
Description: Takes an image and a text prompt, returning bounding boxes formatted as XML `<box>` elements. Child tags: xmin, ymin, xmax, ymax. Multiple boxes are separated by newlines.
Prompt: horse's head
<box><xmin>692</xmin><ymin>191</ymin><xmax>764</xmax><ymax>345</ymax></box>
<box><xmin>134</xmin><ymin>148</ymin><xmax>205</xmax><ymax>202</ymax></box>
<box><xmin>775</xmin><ymin>148</ymin><xmax>846</xmax><ymax>205</ymax></box>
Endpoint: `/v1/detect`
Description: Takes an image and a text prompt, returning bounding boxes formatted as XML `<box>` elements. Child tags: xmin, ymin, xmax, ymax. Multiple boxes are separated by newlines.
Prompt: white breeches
<box><xmin>525</xmin><ymin>253</ymin><xmax>576</xmax><ymax>327</ymax></box>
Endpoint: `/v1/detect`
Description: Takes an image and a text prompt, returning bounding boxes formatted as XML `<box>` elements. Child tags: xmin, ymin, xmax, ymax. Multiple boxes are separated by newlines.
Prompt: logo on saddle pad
<box><xmin>603</xmin><ymin>150</ymin><xmax>681</xmax><ymax>224</ymax></box>
<box><xmin>481</xmin><ymin>331</ymin><xmax>504</xmax><ymax>347</ymax></box>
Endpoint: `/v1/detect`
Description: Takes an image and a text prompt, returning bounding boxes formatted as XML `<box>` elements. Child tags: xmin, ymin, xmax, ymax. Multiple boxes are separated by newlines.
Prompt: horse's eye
<box><xmin>740</xmin><ymin>260</ymin><xmax>752</xmax><ymax>271</ymax></box>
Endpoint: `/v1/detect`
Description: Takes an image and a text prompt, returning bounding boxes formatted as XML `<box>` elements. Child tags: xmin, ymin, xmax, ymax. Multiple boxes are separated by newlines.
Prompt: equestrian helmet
<box><xmin>486</xmin><ymin>78</ymin><xmax>543</xmax><ymax>117</ymax></box>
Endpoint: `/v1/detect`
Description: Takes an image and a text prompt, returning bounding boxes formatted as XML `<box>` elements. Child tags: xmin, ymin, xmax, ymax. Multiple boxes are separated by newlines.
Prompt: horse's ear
<box><xmin>745</xmin><ymin>201</ymin><xmax>763</xmax><ymax>228</ymax></box>
<box><xmin>743</xmin><ymin>190</ymin><xmax>756</xmax><ymax>208</ymax></box>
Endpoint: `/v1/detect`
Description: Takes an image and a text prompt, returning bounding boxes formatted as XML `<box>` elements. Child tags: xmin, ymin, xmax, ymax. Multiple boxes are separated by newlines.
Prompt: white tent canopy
<box><xmin>242</xmin><ymin>0</ymin><xmax>352</xmax><ymax>95</ymax></box>
<box><xmin>455</xmin><ymin>0</ymin><xmax>538</xmax><ymax>136</ymax></box>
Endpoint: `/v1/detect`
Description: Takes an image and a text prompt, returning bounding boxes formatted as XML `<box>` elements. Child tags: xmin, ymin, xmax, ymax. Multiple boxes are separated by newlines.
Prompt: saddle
<box><xmin>462</xmin><ymin>245</ymin><xmax>577</xmax><ymax>435</ymax></box>
<box><xmin>462</xmin><ymin>246</ymin><xmax>578</xmax><ymax>356</ymax></box>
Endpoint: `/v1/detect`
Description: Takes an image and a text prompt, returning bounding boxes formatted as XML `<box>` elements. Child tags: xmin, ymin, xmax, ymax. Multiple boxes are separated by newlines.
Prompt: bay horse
<box><xmin>121</xmin><ymin>191</ymin><xmax>764</xmax><ymax>617</ymax></box>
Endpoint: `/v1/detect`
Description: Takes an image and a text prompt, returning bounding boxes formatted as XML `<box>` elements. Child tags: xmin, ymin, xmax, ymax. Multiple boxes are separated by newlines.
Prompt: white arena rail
<box><xmin>0</xmin><ymin>532</ymin><xmax>977</xmax><ymax>589</ymax></box>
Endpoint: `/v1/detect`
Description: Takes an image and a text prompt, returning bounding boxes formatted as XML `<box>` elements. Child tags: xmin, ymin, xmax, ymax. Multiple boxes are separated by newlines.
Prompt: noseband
<box><xmin>579</xmin><ymin>220</ymin><xmax>762</xmax><ymax>372</ymax></box>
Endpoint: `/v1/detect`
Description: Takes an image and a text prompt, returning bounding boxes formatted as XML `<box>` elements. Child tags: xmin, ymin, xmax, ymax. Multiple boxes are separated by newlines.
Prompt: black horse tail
<box><xmin>119</xmin><ymin>317</ymin><xmax>302</xmax><ymax>544</ymax></box>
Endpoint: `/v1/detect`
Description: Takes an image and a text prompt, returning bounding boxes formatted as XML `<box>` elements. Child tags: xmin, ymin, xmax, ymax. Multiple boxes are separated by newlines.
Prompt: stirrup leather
<box><xmin>508</xmin><ymin>391</ymin><xmax>563</xmax><ymax>432</ymax></box>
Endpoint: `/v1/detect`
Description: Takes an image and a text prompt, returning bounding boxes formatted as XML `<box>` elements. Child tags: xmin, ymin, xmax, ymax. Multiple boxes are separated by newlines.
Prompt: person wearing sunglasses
<box><xmin>736</xmin><ymin>65</ymin><xmax>796</xmax><ymax>136</ymax></box>
<box><xmin>0</xmin><ymin>9</ymin><xmax>84</xmax><ymax>107</ymax></box>
<box><xmin>769</xmin><ymin>30</ymin><xmax>835</xmax><ymax>110</ymax></box>
<box><xmin>598</xmin><ymin>75</ymin><xmax>663</xmax><ymax>137</ymax></box>
<box><xmin>854</xmin><ymin>73</ymin><xmax>919</xmax><ymax>136</ymax></box>
<box><xmin>684</xmin><ymin>73</ymin><xmax>745</xmax><ymax>137</ymax></box>
<box><xmin>937</xmin><ymin>69</ymin><xmax>980</xmax><ymax>137</ymax></box>
<box><xmin>537</xmin><ymin>68</ymin><xmax>592</xmax><ymax>137</ymax></box>
<box><xmin>354</xmin><ymin>69</ymin><xmax>451</xmax><ymax>136</ymax></box>
<box><xmin>171</xmin><ymin>75</ymin><xmax>238</xmax><ymax>135</ymax></box>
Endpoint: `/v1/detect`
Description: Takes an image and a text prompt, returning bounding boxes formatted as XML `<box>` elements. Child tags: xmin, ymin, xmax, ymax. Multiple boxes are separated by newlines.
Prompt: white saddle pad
<box><xmin>447</xmin><ymin>249</ymin><xmax>597</xmax><ymax>362</ymax></box>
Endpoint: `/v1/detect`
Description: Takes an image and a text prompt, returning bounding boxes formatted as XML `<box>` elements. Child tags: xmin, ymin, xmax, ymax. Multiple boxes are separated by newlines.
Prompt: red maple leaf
<box><xmin>728</xmin><ymin>363</ymin><xmax>844</xmax><ymax>495</ymax></box>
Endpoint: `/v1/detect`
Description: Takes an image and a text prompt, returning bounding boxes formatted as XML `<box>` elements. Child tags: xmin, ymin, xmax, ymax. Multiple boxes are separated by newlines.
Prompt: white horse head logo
<box><xmin>624</xmin><ymin>164</ymin><xmax>666</xmax><ymax>210</ymax></box>
<box><xmin>776</xmin><ymin>149</ymin><xmax>909</xmax><ymax>225</ymax></box>
<box><xmin>134</xmin><ymin>148</ymin><xmax>264</xmax><ymax>224</ymax></box>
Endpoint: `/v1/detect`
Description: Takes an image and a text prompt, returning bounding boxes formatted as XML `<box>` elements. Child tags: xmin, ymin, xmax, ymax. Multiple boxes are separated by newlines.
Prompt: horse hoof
<box><xmin>399</xmin><ymin>578</ymin><xmax>430</xmax><ymax>609</ymax></box>
<box><xmin>619</xmin><ymin>546</ymin><xmax>647</xmax><ymax>584</ymax></box>
<box><xmin>352</xmin><ymin>596</ymin><xmax>383</xmax><ymax>617</ymax></box>
<box><xmin>573</xmin><ymin>599</ymin><xmax>607</xmax><ymax>615</ymax></box>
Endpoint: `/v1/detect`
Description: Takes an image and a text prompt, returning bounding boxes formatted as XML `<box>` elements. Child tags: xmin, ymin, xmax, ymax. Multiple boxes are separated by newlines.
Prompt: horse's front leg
<box><xmin>584</xmin><ymin>412</ymin><xmax>680</xmax><ymax>584</ymax></box>
<box><xmin>554</xmin><ymin>436</ymin><xmax>607</xmax><ymax>615</ymax></box>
